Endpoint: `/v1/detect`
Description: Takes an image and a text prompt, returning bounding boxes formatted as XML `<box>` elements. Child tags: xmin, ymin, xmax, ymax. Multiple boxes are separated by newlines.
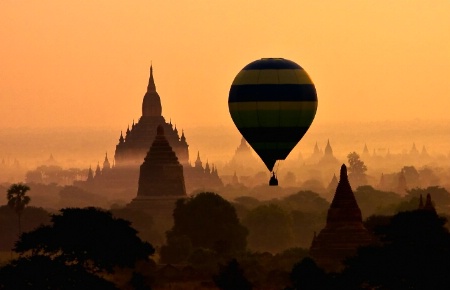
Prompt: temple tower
<box><xmin>142</xmin><ymin>65</ymin><xmax>162</xmax><ymax>117</ymax></box>
<box><xmin>128</xmin><ymin>125</ymin><xmax>187</xmax><ymax>234</ymax></box>
<box><xmin>136</xmin><ymin>125</ymin><xmax>186</xmax><ymax>197</ymax></box>
<box><xmin>114</xmin><ymin>65</ymin><xmax>189</xmax><ymax>167</ymax></box>
<box><xmin>310</xmin><ymin>164</ymin><xmax>373</xmax><ymax>272</ymax></box>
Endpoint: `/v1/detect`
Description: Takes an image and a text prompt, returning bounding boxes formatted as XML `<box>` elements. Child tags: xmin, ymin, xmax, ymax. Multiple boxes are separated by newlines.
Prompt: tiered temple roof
<box><xmin>310</xmin><ymin>164</ymin><xmax>374</xmax><ymax>272</ymax></box>
<box><xmin>137</xmin><ymin>125</ymin><xmax>186</xmax><ymax>197</ymax></box>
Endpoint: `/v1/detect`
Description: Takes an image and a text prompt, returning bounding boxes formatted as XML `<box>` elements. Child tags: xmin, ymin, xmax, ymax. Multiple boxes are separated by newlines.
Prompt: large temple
<box><xmin>310</xmin><ymin>164</ymin><xmax>374</xmax><ymax>272</ymax></box>
<box><xmin>136</xmin><ymin>125</ymin><xmax>186</xmax><ymax>198</ymax></box>
<box><xmin>76</xmin><ymin>66</ymin><xmax>222</xmax><ymax>199</ymax></box>
<box><xmin>114</xmin><ymin>66</ymin><xmax>189</xmax><ymax>167</ymax></box>
<box><xmin>127</xmin><ymin>125</ymin><xmax>187</xmax><ymax>231</ymax></box>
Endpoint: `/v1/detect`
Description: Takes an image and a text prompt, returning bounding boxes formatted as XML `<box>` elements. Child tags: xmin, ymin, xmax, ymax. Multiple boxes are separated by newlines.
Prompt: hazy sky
<box><xmin>1</xmin><ymin>1</ymin><xmax>449</xmax><ymax>130</ymax></box>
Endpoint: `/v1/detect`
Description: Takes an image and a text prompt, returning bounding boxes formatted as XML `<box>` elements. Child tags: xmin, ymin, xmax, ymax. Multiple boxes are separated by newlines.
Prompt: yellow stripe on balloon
<box><xmin>231</xmin><ymin>69</ymin><xmax>313</xmax><ymax>85</ymax></box>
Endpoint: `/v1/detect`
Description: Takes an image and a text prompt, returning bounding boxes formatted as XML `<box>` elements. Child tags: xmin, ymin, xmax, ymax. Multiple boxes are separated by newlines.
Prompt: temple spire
<box><xmin>119</xmin><ymin>131</ymin><xmax>124</xmax><ymax>143</ymax></box>
<box><xmin>327</xmin><ymin>164</ymin><xmax>362</xmax><ymax>225</ymax></box>
<box><xmin>142</xmin><ymin>64</ymin><xmax>162</xmax><ymax>117</ymax></box>
<box><xmin>147</xmin><ymin>65</ymin><xmax>156</xmax><ymax>92</ymax></box>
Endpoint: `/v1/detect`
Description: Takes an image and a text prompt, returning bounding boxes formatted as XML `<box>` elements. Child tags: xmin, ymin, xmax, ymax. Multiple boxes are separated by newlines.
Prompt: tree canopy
<box><xmin>213</xmin><ymin>259</ymin><xmax>252</xmax><ymax>290</ymax></box>
<box><xmin>0</xmin><ymin>255</ymin><xmax>118</xmax><ymax>290</ymax></box>
<box><xmin>161</xmin><ymin>192</ymin><xmax>247</xmax><ymax>263</ymax></box>
<box><xmin>341</xmin><ymin>210</ymin><xmax>450</xmax><ymax>289</ymax></box>
<box><xmin>242</xmin><ymin>204</ymin><xmax>294</xmax><ymax>253</ymax></box>
<box><xmin>15</xmin><ymin>207</ymin><xmax>155</xmax><ymax>273</ymax></box>
<box><xmin>347</xmin><ymin>152</ymin><xmax>368</xmax><ymax>187</ymax></box>
<box><xmin>6</xmin><ymin>183</ymin><xmax>31</xmax><ymax>234</ymax></box>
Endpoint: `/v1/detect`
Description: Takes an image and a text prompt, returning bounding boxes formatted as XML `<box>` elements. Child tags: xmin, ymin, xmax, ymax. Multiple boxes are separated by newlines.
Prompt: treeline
<box><xmin>2</xmin><ymin>185</ymin><xmax>450</xmax><ymax>289</ymax></box>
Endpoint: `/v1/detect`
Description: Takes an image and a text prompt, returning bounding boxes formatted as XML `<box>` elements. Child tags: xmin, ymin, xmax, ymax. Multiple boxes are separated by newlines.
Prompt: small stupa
<box><xmin>310</xmin><ymin>164</ymin><xmax>374</xmax><ymax>272</ymax></box>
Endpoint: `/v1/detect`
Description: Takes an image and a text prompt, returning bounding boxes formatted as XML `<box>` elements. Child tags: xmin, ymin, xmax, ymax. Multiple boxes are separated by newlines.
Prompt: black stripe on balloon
<box><xmin>229</xmin><ymin>84</ymin><xmax>317</xmax><ymax>103</ymax></box>
<box><xmin>243</xmin><ymin>59</ymin><xmax>302</xmax><ymax>70</ymax></box>
<box><xmin>238</xmin><ymin>127</ymin><xmax>310</xmax><ymax>143</ymax></box>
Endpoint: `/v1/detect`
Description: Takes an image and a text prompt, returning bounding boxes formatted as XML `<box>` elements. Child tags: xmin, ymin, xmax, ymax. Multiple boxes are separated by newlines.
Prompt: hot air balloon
<box><xmin>228</xmin><ymin>58</ymin><xmax>318</xmax><ymax>186</ymax></box>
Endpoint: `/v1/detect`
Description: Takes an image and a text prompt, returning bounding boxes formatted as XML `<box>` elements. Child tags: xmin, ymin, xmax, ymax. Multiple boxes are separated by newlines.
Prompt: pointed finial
<box><xmin>147</xmin><ymin>63</ymin><xmax>156</xmax><ymax>92</ymax></box>
<box><xmin>340</xmin><ymin>164</ymin><xmax>348</xmax><ymax>180</ymax></box>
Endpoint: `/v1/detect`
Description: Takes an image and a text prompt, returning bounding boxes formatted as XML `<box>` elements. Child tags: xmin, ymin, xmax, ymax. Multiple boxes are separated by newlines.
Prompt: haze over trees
<box><xmin>242</xmin><ymin>204</ymin><xmax>294</xmax><ymax>253</ymax></box>
<box><xmin>6</xmin><ymin>183</ymin><xmax>31</xmax><ymax>234</ymax></box>
<box><xmin>347</xmin><ymin>152</ymin><xmax>368</xmax><ymax>188</ymax></box>
<box><xmin>160</xmin><ymin>192</ymin><xmax>247</xmax><ymax>264</ymax></box>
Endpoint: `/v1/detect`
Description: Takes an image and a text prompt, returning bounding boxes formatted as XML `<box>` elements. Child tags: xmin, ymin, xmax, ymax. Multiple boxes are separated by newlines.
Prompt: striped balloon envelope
<box><xmin>228</xmin><ymin>58</ymin><xmax>318</xmax><ymax>172</ymax></box>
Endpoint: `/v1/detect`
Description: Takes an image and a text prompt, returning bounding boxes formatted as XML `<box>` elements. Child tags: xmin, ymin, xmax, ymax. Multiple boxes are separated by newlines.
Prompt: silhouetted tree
<box><xmin>129</xmin><ymin>271</ymin><xmax>152</xmax><ymax>290</ymax></box>
<box><xmin>341</xmin><ymin>210</ymin><xmax>450</xmax><ymax>289</ymax></box>
<box><xmin>6</xmin><ymin>183</ymin><xmax>31</xmax><ymax>234</ymax></box>
<box><xmin>213</xmin><ymin>259</ymin><xmax>252</xmax><ymax>290</ymax></box>
<box><xmin>161</xmin><ymin>192</ymin><xmax>248</xmax><ymax>263</ymax></box>
<box><xmin>406</xmin><ymin>186</ymin><xmax>450</xmax><ymax>213</ymax></box>
<box><xmin>354</xmin><ymin>185</ymin><xmax>402</xmax><ymax>218</ymax></box>
<box><xmin>234</xmin><ymin>196</ymin><xmax>261</xmax><ymax>209</ymax></box>
<box><xmin>289</xmin><ymin>257</ymin><xmax>332</xmax><ymax>290</ymax></box>
<box><xmin>242</xmin><ymin>204</ymin><xmax>294</xmax><ymax>253</ymax></box>
<box><xmin>15</xmin><ymin>207</ymin><xmax>154</xmax><ymax>274</ymax></box>
<box><xmin>111</xmin><ymin>207</ymin><xmax>158</xmax><ymax>244</ymax></box>
<box><xmin>401</xmin><ymin>166</ymin><xmax>420</xmax><ymax>188</ymax></box>
<box><xmin>279</xmin><ymin>191</ymin><xmax>330</xmax><ymax>213</ymax></box>
<box><xmin>0</xmin><ymin>255</ymin><xmax>118</xmax><ymax>290</ymax></box>
<box><xmin>347</xmin><ymin>152</ymin><xmax>367</xmax><ymax>187</ymax></box>
<box><xmin>291</xmin><ymin>210</ymin><xmax>326</xmax><ymax>248</ymax></box>
<box><xmin>160</xmin><ymin>235</ymin><xmax>192</xmax><ymax>264</ymax></box>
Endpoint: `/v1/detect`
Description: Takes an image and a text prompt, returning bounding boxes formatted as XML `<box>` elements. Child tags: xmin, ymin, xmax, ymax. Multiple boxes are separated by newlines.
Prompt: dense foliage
<box><xmin>15</xmin><ymin>207</ymin><xmax>154</xmax><ymax>273</ymax></box>
<box><xmin>161</xmin><ymin>192</ymin><xmax>248</xmax><ymax>263</ymax></box>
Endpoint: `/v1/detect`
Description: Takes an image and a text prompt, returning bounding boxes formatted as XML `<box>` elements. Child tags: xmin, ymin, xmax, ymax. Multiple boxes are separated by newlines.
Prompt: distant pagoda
<box><xmin>310</xmin><ymin>164</ymin><xmax>374</xmax><ymax>272</ymax></box>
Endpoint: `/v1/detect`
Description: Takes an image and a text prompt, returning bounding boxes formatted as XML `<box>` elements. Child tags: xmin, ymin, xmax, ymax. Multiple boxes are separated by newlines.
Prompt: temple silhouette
<box><xmin>127</xmin><ymin>125</ymin><xmax>187</xmax><ymax>232</ymax></box>
<box><xmin>76</xmin><ymin>66</ymin><xmax>222</xmax><ymax>199</ymax></box>
<box><xmin>310</xmin><ymin>164</ymin><xmax>374</xmax><ymax>272</ymax></box>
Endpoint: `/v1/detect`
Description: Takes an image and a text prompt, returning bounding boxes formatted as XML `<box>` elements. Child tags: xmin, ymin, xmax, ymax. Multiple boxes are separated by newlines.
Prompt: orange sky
<box><xmin>1</xmin><ymin>1</ymin><xmax>449</xmax><ymax>131</ymax></box>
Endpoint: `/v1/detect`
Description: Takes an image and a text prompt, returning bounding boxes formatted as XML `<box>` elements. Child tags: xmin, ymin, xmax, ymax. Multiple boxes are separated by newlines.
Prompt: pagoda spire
<box><xmin>324</xmin><ymin>139</ymin><xmax>333</xmax><ymax>156</ymax></box>
<box><xmin>119</xmin><ymin>131</ymin><xmax>124</xmax><ymax>143</ymax></box>
<box><xmin>195</xmin><ymin>151</ymin><xmax>202</xmax><ymax>169</ymax></box>
<box><xmin>142</xmin><ymin>64</ymin><xmax>162</xmax><ymax>117</ymax></box>
<box><xmin>87</xmin><ymin>165</ymin><xmax>94</xmax><ymax>182</ymax></box>
<box><xmin>147</xmin><ymin>64</ymin><xmax>156</xmax><ymax>92</ymax></box>
<box><xmin>423</xmin><ymin>193</ymin><xmax>436</xmax><ymax>213</ymax></box>
<box><xmin>327</xmin><ymin>164</ymin><xmax>362</xmax><ymax>225</ymax></box>
<box><xmin>180</xmin><ymin>129</ymin><xmax>187</xmax><ymax>143</ymax></box>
